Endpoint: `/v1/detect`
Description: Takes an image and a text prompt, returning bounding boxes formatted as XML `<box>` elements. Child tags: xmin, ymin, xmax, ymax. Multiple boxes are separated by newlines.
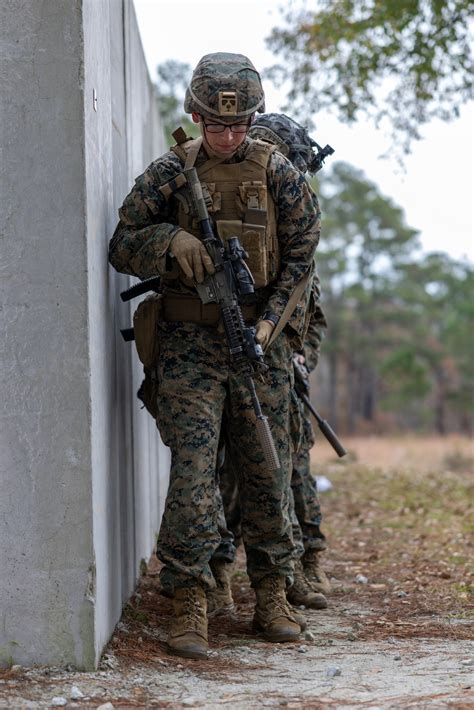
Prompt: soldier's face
<box><xmin>193</xmin><ymin>113</ymin><xmax>248</xmax><ymax>157</ymax></box>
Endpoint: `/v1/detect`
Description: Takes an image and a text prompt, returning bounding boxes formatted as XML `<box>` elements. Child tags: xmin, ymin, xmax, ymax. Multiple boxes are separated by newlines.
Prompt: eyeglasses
<box><xmin>203</xmin><ymin>122</ymin><xmax>249</xmax><ymax>134</ymax></box>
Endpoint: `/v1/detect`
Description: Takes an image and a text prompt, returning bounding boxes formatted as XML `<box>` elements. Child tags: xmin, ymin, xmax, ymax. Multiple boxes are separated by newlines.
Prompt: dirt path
<box><xmin>1</xmin><ymin>437</ymin><xmax>473</xmax><ymax>709</ymax></box>
<box><xmin>1</xmin><ymin>596</ymin><xmax>472</xmax><ymax>709</ymax></box>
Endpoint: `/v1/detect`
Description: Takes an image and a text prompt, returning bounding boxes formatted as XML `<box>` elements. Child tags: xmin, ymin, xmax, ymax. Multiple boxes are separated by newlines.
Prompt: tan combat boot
<box><xmin>290</xmin><ymin>609</ymin><xmax>307</xmax><ymax>632</ymax></box>
<box><xmin>167</xmin><ymin>585</ymin><xmax>208</xmax><ymax>660</ymax></box>
<box><xmin>253</xmin><ymin>575</ymin><xmax>301</xmax><ymax>642</ymax></box>
<box><xmin>302</xmin><ymin>548</ymin><xmax>332</xmax><ymax>595</ymax></box>
<box><xmin>207</xmin><ymin>559</ymin><xmax>235</xmax><ymax>618</ymax></box>
<box><xmin>287</xmin><ymin>561</ymin><xmax>328</xmax><ymax>609</ymax></box>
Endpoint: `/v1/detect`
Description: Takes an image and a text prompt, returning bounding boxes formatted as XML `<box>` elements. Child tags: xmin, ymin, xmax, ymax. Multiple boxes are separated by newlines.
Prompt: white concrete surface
<box><xmin>0</xmin><ymin>0</ymin><xmax>169</xmax><ymax>669</ymax></box>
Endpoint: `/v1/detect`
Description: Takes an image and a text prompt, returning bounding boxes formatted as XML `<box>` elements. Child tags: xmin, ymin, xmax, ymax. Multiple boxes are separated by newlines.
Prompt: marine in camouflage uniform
<box><xmin>290</xmin><ymin>305</ymin><xmax>327</xmax><ymax>557</ymax></box>
<box><xmin>108</xmin><ymin>54</ymin><xmax>320</xmax><ymax>659</ymax></box>
<box><xmin>214</xmin><ymin>275</ymin><xmax>328</xmax><ymax>561</ymax></box>
<box><xmin>213</xmin><ymin>114</ymin><xmax>332</xmax><ymax>613</ymax></box>
<box><xmin>289</xmin><ymin>277</ymin><xmax>332</xmax><ymax>597</ymax></box>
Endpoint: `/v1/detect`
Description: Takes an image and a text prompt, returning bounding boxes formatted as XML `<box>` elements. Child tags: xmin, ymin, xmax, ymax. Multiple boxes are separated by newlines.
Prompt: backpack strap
<box><xmin>160</xmin><ymin>135</ymin><xmax>203</xmax><ymax>200</ymax></box>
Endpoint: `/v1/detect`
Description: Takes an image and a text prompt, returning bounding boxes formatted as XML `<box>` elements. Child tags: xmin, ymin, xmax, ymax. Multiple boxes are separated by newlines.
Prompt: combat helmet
<box><xmin>248</xmin><ymin>113</ymin><xmax>323</xmax><ymax>174</ymax></box>
<box><xmin>184</xmin><ymin>52</ymin><xmax>265</xmax><ymax>121</ymax></box>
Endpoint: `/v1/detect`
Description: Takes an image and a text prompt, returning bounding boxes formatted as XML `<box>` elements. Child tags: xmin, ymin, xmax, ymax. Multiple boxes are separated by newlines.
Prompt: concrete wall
<box><xmin>0</xmin><ymin>0</ymin><xmax>169</xmax><ymax>669</ymax></box>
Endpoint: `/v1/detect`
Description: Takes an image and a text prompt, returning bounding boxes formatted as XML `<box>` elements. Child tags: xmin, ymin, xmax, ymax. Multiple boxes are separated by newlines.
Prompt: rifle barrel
<box><xmin>300</xmin><ymin>392</ymin><xmax>347</xmax><ymax>458</ymax></box>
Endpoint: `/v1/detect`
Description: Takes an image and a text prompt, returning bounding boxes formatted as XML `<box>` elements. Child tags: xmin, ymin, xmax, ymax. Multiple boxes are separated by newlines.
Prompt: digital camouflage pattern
<box><xmin>215</xmin><ymin>388</ymin><xmax>327</xmax><ymax>564</ymax></box>
<box><xmin>109</xmin><ymin>136</ymin><xmax>320</xmax><ymax>343</ymax></box>
<box><xmin>291</xmin><ymin>273</ymin><xmax>328</xmax><ymax>554</ymax></box>
<box><xmin>248</xmin><ymin>114</ymin><xmax>320</xmax><ymax>175</ymax></box>
<box><xmin>214</xmin><ymin>431</ymin><xmax>240</xmax><ymax>561</ymax></box>
<box><xmin>204</xmin><ymin>111</ymin><xmax>328</xmax><ymax>570</ymax></box>
<box><xmin>184</xmin><ymin>52</ymin><xmax>265</xmax><ymax>120</ymax></box>
<box><xmin>291</xmin><ymin>421</ymin><xmax>327</xmax><ymax>553</ymax></box>
<box><xmin>299</xmin><ymin>270</ymin><xmax>328</xmax><ymax>369</ymax></box>
<box><xmin>109</xmin><ymin>122</ymin><xmax>320</xmax><ymax>591</ymax></box>
<box><xmin>215</xmin><ymin>274</ymin><xmax>328</xmax><ymax>563</ymax></box>
<box><xmin>155</xmin><ymin>324</ymin><xmax>295</xmax><ymax>591</ymax></box>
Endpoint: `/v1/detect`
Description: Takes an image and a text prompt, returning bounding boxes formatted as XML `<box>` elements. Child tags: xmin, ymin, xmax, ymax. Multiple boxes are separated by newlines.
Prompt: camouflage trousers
<box><xmin>216</xmin><ymin>390</ymin><xmax>326</xmax><ymax>562</ymax></box>
<box><xmin>290</xmin><ymin>406</ymin><xmax>327</xmax><ymax>554</ymax></box>
<box><xmin>155</xmin><ymin>321</ymin><xmax>295</xmax><ymax>592</ymax></box>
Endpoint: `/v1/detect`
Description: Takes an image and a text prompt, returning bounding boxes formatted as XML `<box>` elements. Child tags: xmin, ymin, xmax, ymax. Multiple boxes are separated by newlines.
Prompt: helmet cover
<box><xmin>184</xmin><ymin>52</ymin><xmax>265</xmax><ymax>121</ymax></box>
<box><xmin>248</xmin><ymin>113</ymin><xmax>319</xmax><ymax>173</ymax></box>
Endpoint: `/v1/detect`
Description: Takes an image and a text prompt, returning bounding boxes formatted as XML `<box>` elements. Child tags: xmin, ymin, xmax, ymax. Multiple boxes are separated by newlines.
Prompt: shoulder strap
<box><xmin>244</xmin><ymin>139</ymin><xmax>278</xmax><ymax>168</ymax></box>
<box><xmin>171</xmin><ymin>136</ymin><xmax>227</xmax><ymax>174</ymax></box>
<box><xmin>184</xmin><ymin>137</ymin><xmax>203</xmax><ymax>169</ymax></box>
<box><xmin>265</xmin><ymin>270</ymin><xmax>312</xmax><ymax>351</ymax></box>
<box><xmin>170</xmin><ymin>137</ymin><xmax>202</xmax><ymax>166</ymax></box>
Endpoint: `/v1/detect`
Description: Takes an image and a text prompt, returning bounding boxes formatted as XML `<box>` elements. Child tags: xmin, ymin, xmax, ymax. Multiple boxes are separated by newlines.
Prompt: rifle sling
<box><xmin>265</xmin><ymin>270</ymin><xmax>311</xmax><ymax>351</ymax></box>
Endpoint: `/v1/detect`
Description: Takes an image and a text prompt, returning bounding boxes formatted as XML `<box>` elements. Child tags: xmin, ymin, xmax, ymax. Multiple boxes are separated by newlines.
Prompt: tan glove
<box><xmin>170</xmin><ymin>229</ymin><xmax>215</xmax><ymax>284</ymax></box>
<box><xmin>255</xmin><ymin>319</ymin><xmax>275</xmax><ymax>350</ymax></box>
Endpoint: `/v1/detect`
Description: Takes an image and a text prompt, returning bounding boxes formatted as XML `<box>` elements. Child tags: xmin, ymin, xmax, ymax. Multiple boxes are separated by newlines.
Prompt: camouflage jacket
<box><xmin>302</xmin><ymin>272</ymin><xmax>328</xmax><ymax>372</ymax></box>
<box><xmin>108</xmin><ymin>136</ymin><xmax>321</xmax><ymax>343</ymax></box>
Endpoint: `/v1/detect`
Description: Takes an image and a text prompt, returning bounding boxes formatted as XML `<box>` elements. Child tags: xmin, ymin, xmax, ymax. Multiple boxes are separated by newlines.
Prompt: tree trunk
<box><xmin>434</xmin><ymin>365</ymin><xmax>447</xmax><ymax>435</ymax></box>
<box><xmin>347</xmin><ymin>355</ymin><xmax>357</xmax><ymax>434</ymax></box>
<box><xmin>328</xmin><ymin>353</ymin><xmax>339</xmax><ymax>431</ymax></box>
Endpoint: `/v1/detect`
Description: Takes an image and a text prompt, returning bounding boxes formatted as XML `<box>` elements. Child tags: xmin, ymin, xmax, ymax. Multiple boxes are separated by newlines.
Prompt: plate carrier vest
<box><xmin>165</xmin><ymin>135</ymin><xmax>280</xmax><ymax>289</ymax></box>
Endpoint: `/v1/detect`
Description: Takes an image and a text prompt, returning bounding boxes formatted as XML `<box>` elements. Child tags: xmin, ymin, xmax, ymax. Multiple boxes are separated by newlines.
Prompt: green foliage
<box><xmin>380</xmin><ymin>347</ymin><xmax>431</xmax><ymax>400</ymax></box>
<box><xmin>156</xmin><ymin>60</ymin><xmax>199</xmax><ymax>146</ymax></box>
<box><xmin>313</xmin><ymin>162</ymin><xmax>473</xmax><ymax>433</ymax></box>
<box><xmin>266</xmin><ymin>0</ymin><xmax>474</xmax><ymax>153</ymax></box>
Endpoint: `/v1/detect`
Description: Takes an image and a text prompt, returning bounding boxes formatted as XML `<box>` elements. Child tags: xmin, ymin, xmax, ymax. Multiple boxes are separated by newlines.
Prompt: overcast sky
<box><xmin>133</xmin><ymin>0</ymin><xmax>473</xmax><ymax>262</ymax></box>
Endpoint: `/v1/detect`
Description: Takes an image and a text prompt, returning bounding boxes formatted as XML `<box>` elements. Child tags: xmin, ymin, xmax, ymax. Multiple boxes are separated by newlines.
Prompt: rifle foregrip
<box><xmin>256</xmin><ymin>416</ymin><xmax>281</xmax><ymax>471</ymax></box>
<box><xmin>318</xmin><ymin>419</ymin><xmax>347</xmax><ymax>458</ymax></box>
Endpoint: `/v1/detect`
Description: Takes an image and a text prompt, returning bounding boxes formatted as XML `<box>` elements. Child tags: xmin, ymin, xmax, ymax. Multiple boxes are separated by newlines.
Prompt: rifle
<box><xmin>293</xmin><ymin>357</ymin><xmax>347</xmax><ymax>458</ymax></box>
<box><xmin>312</xmin><ymin>142</ymin><xmax>335</xmax><ymax>174</ymax></box>
<box><xmin>184</xmin><ymin>166</ymin><xmax>280</xmax><ymax>471</ymax></box>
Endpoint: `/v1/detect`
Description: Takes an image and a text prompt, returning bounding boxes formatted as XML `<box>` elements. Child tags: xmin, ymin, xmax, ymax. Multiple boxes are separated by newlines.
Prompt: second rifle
<box><xmin>293</xmin><ymin>357</ymin><xmax>347</xmax><ymax>458</ymax></box>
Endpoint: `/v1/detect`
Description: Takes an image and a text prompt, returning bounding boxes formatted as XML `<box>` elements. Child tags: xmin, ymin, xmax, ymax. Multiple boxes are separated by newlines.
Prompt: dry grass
<box><xmin>107</xmin><ymin>436</ymin><xmax>473</xmax><ymax>664</ymax></box>
<box><xmin>313</xmin><ymin>433</ymin><xmax>474</xmax><ymax>471</ymax></box>
<box><xmin>314</xmin><ymin>435</ymin><xmax>474</xmax><ymax>641</ymax></box>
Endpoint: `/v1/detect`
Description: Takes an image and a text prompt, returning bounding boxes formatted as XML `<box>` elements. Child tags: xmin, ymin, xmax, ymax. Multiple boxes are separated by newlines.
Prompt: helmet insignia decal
<box><xmin>219</xmin><ymin>91</ymin><xmax>238</xmax><ymax>116</ymax></box>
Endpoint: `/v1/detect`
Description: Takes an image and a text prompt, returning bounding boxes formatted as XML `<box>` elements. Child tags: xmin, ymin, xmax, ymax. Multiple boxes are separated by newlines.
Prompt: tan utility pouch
<box><xmin>132</xmin><ymin>294</ymin><xmax>162</xmax><ymax>367</ymax></box>
<box><xmin>162</xmin><ymin>292</ymin><xmax>257</xmax><ymax>325</ymax></box>
<box><xmin>216</xmin><ymin>216</ymin><xmax>269</xmax><ymax>289</ymax></box>
<box><xmin>241</xmin><ymin>181</ymin><xmax>272</xmax><ymax>288</ymax></box>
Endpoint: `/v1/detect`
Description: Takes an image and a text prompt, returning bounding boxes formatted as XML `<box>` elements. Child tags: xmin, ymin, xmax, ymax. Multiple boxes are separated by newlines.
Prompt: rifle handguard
<box><xmin>256</xmin><ymin>416</ymin><xmax>281</xmax><ymax>471</ymax></box>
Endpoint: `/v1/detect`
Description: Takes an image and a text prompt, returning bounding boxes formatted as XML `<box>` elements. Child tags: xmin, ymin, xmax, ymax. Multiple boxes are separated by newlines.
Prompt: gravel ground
<box><xmin>2</xmin><ymin>439</ymin><xmax>472</xmax><ymax>709</ymax></box>
<box><xmin>1</xmin><ymin>596</ymin><xmax>473</xmax><ymax>709</ymax></box>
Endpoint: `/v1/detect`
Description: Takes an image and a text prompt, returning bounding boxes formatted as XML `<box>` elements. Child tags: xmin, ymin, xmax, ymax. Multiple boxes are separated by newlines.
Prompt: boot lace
<box><xmin>268</xmin><ymin>576</ymin><xmax>291</xmax><ymax>616</ymax></box>
<box><xmin>183</xmin><ymin>587</ymin><xmax>205</xmax><ymax>629</ymax></box>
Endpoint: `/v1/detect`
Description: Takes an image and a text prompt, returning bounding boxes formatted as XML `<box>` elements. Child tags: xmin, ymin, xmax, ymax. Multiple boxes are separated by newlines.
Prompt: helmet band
<box><xmin>188</xmin><ymin>86</ymin><xmax>264</xmax><ymax>118</ymax></box>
